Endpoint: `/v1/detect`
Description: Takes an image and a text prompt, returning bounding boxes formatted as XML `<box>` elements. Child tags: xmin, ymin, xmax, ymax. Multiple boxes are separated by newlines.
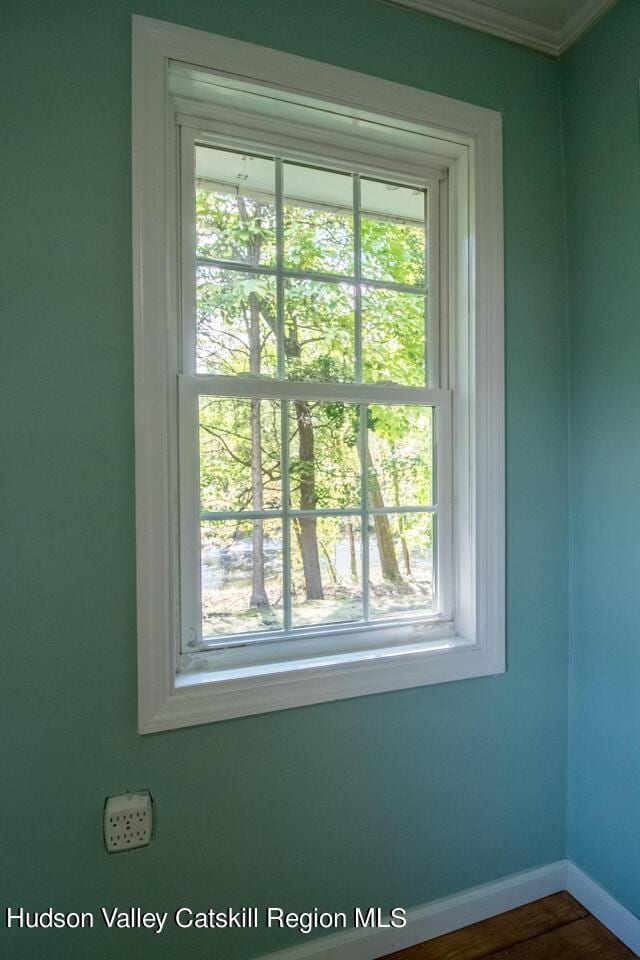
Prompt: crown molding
<box><xmin>558</xmin><ymin>0</ymin><xmax>619</xmax><ymax>52</ymax></box>
<box><xmin>385</xmin><ymin>0</ymin><xmax>619</xmax><ymax>56</ymax></box>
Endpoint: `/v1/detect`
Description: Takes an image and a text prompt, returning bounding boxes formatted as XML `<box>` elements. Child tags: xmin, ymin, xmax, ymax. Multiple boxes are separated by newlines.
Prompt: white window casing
<box><xmin>132</xmin><ymin>15</ymin><xmax>505</xmax><ymax>733</ymax></box>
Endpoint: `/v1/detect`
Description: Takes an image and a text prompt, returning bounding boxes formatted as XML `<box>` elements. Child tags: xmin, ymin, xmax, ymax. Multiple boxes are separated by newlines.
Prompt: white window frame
<box><xmin>132</xmin><ymin>15</ymin><xmax>505</xmax><ymax>733</ymax></box>
<box><xmin>179</xmin><ymin>133</ymin><xmax>449</xmax><ymax>655</ymax></box>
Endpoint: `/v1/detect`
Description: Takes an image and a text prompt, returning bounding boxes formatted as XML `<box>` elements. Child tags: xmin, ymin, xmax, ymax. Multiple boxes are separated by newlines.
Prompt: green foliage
<box><xmin>196</xmin><ymin>190</ymin><xmax>276</xmax><ymax>265</ymax></box>
<box><xmin>200</xmin><ymin>398</ymin><xmax>281</xmax><ymax>513</ymax></box>
<box><xmin>284</xmin><ymin>205</ymin><xmax>353</xmax><ymax>275</ymax></box>
<box><xmin>196</xmin><ymin>267</ymin><xmax>278</xmax><ymax>377</ymax></box>
<box><xmin>284</xmin><ymin>278</ymin><xmax>354</xmax><ymax>381</ymax></box>
<box><xmin>361</xmin><ymin>214</ymin><xmax>424</xmax><ymax>286</ymax></box>
<box><xmin>362</xmin><ymin>286</ymin><xmax>426</xmax><ymax>386</ymax></box>
<box><xmin>368</xmin><ymin>404</ymin><xmax>433</xmax><ymax>510</ymax></box>
<box><xmin>289</xmin><ymin>403</ymin><xmax>360</xmax><ymax>510</ymax></box>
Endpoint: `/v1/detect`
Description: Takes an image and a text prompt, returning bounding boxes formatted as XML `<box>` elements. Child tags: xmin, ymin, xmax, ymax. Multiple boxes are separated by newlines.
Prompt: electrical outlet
<box><xmin>104</xmin><ymin>791</ymin><xmax>153</xmax><ymax>852</ymax></box>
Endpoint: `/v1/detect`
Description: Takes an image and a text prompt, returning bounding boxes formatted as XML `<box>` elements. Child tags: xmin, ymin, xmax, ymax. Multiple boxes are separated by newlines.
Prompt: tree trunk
<box><xmin>368</xmin><ymin>447</ymin><xmax>402</xmax><ymax>583</ymax></box>
<box><xmin>249</xmin><ymin>401</ymin><xmax>269</xmax><ymax>609</ymax></box>
<box><xmin>292</xmin><ymin>519</ymin><xmax>304</xmax><ymax>601</ymax></box>
<box><xmin>390</xmin><ymin>444</ymin><xmax>412</xmax><ymax>577</ymax></box>
<box><xmin>248</xmin><ymin>291</ymin><xmax>269</xmax><ymax>610</ymax></box>
<box><xmin>347</xmin><ymin>521</ymin><xmax>358</xmax><ymax>582</ymax></box>
<box><xmin>236</xmin><ymin>210</ymin><xmax>271</xmax><ymax>613</ymax></box>
<box><xmin>294</xmin><ymin>399</ymin><xmax>324</xmax><ymax>600</ymax></box>
<box><xmin>319</xmin><ymin>539</ymin><xmax>337</xmax><ymax>585</ymax></box>
<box><xmin>398</xmin><ymin>515</ymin><xmax>412</xmax><ymax>578</ymax></box>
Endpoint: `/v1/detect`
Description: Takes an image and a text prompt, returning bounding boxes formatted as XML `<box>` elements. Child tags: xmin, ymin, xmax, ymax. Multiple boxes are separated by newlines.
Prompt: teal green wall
<box><xmin>1</xmin><ymin>2</ymin><xmax>569</xmax><ymax>957</ymax></box>
<box><xmin>563</xmin><ymin>0</ymin><xmax>640</xmax><ymax>914</ymax></box>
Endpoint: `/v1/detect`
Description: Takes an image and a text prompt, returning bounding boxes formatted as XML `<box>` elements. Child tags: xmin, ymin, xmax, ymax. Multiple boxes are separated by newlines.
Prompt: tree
<box><xmin>292</xmin><ymin>399</ymin><xmax>323</xmax><ymax>599</ymax></box>
<box><xmin>367</xmin><ymin>448</ymin><xmax>403</xmax><ymax>583</ymax></box>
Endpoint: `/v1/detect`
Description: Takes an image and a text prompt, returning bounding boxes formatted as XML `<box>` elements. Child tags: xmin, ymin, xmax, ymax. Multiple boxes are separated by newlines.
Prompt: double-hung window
<box><xmin>133</xmin><ymin>16</ymin><xmax>505</xmax><ymax>732</ymax></box>
<box><xmin>181</xmin><ymin>144</ymin><xmax>449</xmax><ymax>653</ymax></box>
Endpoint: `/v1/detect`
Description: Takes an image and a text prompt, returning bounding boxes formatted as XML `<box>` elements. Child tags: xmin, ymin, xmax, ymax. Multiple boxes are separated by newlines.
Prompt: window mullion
<box><xmin>359</xmin><ymin>401</ymin><xmax>370</xmax><ymax>622</ymax></box>
<box><xmin>194</xmin><ymin>256</ymin><xmax>426</xmax><ymax>296</ymax></box>
<box><xmin>281</xmin><ymin>399</ymin><xmax>292</xmax><ymax>631</ymax></box>
<box><xmin>426</xmin><ymin>181</ymin><xmax>441</xmax><ymax>390</ymax></box>
<box><xmin>180</xmin><ymin>128</ymin><xmax>197</xmax><ymax>376</ymax></box>
<box><xmin>432</xmin><ymin>405</ymin><xmax>439</xmax><ymax>616</ymax></box>
<box><xmin>275</xmin><ymin>159</ymin><xmax>292</xmax><ymax>631</ymax></box>
<box><xmin>275</xmin><ymin>157</ymin><xmax>285</xmax><ymax>381</ymax></box>
<box><xmin>355</xmin><ymin>182</ymin><xmax>368</xmax><ymax>622</ymax></box>
<box><xmin>353</xmin><ymin>174</ymin><xmax>362</xmax><ymax>385</ymax></box>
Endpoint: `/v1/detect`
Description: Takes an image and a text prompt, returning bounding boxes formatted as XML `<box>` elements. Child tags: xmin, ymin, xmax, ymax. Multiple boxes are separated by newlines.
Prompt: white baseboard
<box><xmin>255</xmin><ymin>860</ymin><xmax>640</xmax><ymax>960</ymax></box>
<box><xmin>567</xmin><ymin>861</ymin><xmax>640</xmax><ymax>957</ymax></box>
<box><xmin>255</xmin><ymin>860</ymin><xmax>567</xmax><ymax>960</ymax></box>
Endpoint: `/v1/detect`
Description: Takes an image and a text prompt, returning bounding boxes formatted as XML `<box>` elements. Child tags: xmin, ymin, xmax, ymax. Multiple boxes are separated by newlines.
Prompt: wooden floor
<box><xmin>379</xmin><ymin>893</ymin><xmax>637</xmax><ymax>960</ymax></box>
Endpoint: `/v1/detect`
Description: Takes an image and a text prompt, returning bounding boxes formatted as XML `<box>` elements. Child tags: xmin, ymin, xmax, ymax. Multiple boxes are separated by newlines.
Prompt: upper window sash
<box><xmin>179</xmin><ymin>128</ymin><xmax>443</xmax><ymax>390</ymax></box>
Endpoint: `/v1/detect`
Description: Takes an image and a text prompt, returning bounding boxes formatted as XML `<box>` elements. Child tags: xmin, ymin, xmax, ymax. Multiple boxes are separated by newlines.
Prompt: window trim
<box><xmin>132</xmin><ymin>14</ymin><xmax>505</xmax><ymax>733</ymax></box>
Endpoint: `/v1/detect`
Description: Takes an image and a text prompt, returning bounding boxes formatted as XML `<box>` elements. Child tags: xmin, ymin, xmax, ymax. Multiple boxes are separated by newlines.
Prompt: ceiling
<box><xmin>387</xmin><ymin>0</ymin><xmax>619</xmax><ymax>55</ymax></box>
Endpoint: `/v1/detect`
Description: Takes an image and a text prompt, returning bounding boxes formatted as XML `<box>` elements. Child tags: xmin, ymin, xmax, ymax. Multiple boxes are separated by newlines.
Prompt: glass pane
<box><xmin>361</xmin><ymin>286</ymin><xmax>425</xmax><ymax>387</ymax></box>
<box><xmin>288</xmin><ymin>402</ymin><xmax>360</xmax><ymax>510</ymax></box>
<box><xmin>284</xmin><ymin>164</ymin><xmax>354</xmax><ymax>275</ymax></box>
<box><xmin>196</xmin><ymin>266</ymin><xmax>278</xmax><ymax>376</ymax></box>
<box><xmin>291</xmin><ymin>516</ymin><xmax>362</xmax><ymax>627</ymax></box>
<box><xmin>360</xmin><ymin>179</ymin><xmax>426</xmax><ymax>286</ymax></box>
<box><xmin>200</xmin><ymin>398</ymin><xmax>281</xmax><ymax>513</ymax></box>
<box><xmin>368</xmin><ymin>512</ymin><xmax>434</xmax><ymax>620</ymax></box>
<box><xmin>367</xmin><ymin>405</ymin><xmax>433</xmax><ymax>508</ymax></box>
<box><xmin>201</xmin><ymin>519</ymin><xmax>283</xmax><ymax>638</ymax></box>
<box><xmin>195</xmin><ymin>146</ymin><xmax>276</xmax><ymax>266</ymax></box>
<box><xmin>284</xmin><ymin>279</ymin><xmax>355</xmax><ymax>381</ymax></box>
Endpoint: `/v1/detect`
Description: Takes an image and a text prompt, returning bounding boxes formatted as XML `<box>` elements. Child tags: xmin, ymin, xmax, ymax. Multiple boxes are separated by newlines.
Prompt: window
<box><xmin>133</xmin><ymin>16</ymin><xmax>505</xmax><ymax>732</ymax></box>
<box><xmin>181</xmin><ymin>146</ymin><xmax>446</xmax><ymax>654</ymax></box>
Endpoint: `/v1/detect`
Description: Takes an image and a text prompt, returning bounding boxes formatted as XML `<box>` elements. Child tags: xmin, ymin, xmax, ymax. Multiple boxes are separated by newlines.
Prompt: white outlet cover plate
<box><xmin>104</xmin><ymin>791</ymin><xmax>153</xmax><ymax>852</ymax></box>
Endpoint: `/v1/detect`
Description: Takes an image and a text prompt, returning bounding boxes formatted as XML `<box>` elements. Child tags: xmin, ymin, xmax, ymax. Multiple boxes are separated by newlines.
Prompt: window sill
<box><xmin>140</xmin><ymin>626</ymin><xmax>503</xmax><ymax>732</ymax></box>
